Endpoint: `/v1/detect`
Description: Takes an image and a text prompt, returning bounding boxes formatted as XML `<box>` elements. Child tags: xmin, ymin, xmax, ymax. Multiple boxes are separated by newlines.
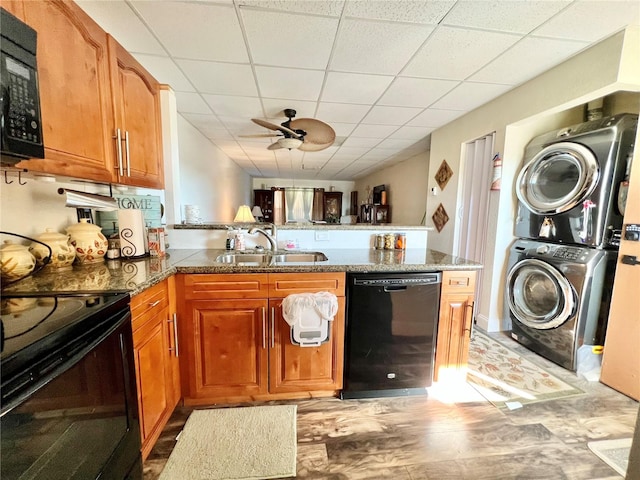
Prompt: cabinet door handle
<box><xmin>124</xmin><ymin>130</ymin><xmax>131</xmax><ymax>177</ymax></box>
<box><xmin>113</xmin><ymin>128</ymin><xmax>123</xmax><ymax>176</ymax></box>
<box><xmin>270</xmin><ymin>307</ymin><xmax>275</xmax><ymax>349</ymax></box>
<box><xmin>168</xmin><ymin>313</ymin><xmax>179</xmax><ymax>357</ymax></box>
<box><xmin>262</xmin><ymin>307</ymin><xmax>267</xmax><ymax>350</ymax></box>
<box><xmin>465</xmin><ymin>301</ymin><xmax>475</xmax><ymax>335</ymax></box>
<box><xmin>148</xmin><ymin>300</ymin><xmax>161</xmax><ymax>308</ymax></box>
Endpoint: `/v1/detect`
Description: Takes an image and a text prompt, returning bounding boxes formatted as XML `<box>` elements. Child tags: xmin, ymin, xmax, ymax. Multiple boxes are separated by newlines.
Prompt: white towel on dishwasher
<box><xmin>282</xmin><ymin>292</ymin><xmax>338</xmax><ymax>347</ymax></box>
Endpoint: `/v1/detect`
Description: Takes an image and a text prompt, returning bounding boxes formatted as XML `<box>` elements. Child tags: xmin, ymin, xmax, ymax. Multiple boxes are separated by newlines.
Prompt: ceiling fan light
<box><xmin>277</xmin><ymin>137</ymin><xmax>303</xmax><ymax>149</ymax></box>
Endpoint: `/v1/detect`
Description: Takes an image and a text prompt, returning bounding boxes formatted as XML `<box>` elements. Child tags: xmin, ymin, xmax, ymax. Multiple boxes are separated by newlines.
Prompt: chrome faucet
<box><xmin>248</xmin><ymin>223</ymin><xmax>277</xmax><ymax>251</ymax></box>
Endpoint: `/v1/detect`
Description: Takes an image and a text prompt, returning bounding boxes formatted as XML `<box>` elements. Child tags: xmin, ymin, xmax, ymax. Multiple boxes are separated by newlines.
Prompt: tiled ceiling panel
<box><xmin>78</xmin><ymin>0</ymin><xmax>640</xmax><ymax>181</ymax></box>
<box><xmin>330</xmin><ymin>18</ymin><xmax>434</xmax><ymax>75</ymax></box>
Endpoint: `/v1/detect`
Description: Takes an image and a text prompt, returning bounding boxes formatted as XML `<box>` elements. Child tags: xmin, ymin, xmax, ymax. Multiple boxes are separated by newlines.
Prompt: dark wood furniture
<box><xmin>323</xmin><ymin>191</ymin><xmax>343</xmax><ymax>223</ymax></box>
<box><xmin>253</xmin><ymin>189</ymin><xmax>274</xmax><ymax>222</ymax></box>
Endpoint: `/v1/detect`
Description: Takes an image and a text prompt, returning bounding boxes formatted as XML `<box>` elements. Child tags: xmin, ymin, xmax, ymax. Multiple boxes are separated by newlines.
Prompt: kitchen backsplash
<box><xmin>0</xmin><ymin>172</ymin><xmax>164</xmax><ymax>243</ymax></box>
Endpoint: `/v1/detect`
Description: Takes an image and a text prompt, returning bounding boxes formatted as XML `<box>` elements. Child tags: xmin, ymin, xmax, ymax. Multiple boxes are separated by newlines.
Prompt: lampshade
<box><xmin>233</xmin><ymin>205</ymin><xmax>255</xmax><ymax>222</ymax></box>
<box><xmin>251</xmin><ymin>206</ymin><xmax>264</xmax><ymax>219</ymax></box>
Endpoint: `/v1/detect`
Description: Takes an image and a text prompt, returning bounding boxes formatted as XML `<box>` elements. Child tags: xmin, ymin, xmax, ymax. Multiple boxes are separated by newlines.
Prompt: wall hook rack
<box><xmin>2</xmin><ymin>168</ymin><xmax>28</xmax><ymax>185</ymax></box>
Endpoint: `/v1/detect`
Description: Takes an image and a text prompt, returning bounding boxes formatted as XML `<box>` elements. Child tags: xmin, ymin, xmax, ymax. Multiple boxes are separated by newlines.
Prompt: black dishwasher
<box><xmin>341</xmin><ymin>272</ymin><xmax>441</xmax><ymax>399</ymax></box>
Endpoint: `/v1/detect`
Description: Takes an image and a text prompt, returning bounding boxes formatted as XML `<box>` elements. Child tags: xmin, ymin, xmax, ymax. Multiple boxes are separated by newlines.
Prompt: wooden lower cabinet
<box><xmin>131</xmin><ymin>277</ymin><xmax>180</xmax><ymax>461</ymax></box>
<box><xmin>433</xmin><ymin>270</ymin><xmax>477</xmax><ymax>382</ymax></box>
<box><xmin>177</xmin><ymin>272</ymin><xmax>345</xmax><ymax>404</ymax></box>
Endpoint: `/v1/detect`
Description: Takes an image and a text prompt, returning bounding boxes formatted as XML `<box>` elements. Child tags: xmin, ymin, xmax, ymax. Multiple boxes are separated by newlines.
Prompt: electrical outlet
<box><xmin>315</xmin><ymin>231</ymin><xmax>329</xmax><ymax>241</ymax></box>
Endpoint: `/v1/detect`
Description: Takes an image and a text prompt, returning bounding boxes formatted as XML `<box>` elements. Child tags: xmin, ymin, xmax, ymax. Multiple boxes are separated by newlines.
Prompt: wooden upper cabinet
<box><xmin>2</xmin><ymin>1</ymin><xmax>26</xmax><ymax>19</ymax></box>
<box><xmin>17</xmin><ymin>0</ymin><xmax>115</xmax><ymax>182</ymax></box>
<box><xmin>107</xmin><ymin>35</ymin><xmax>164</xmax><ymax>189</ymax></box>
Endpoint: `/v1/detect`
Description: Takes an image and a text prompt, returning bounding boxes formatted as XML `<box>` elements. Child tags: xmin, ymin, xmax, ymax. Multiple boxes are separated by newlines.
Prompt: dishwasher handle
<box><xmin>383</xmin><ymin>285</ymin><xmax>407</xmax><ymax>292</ymax></box>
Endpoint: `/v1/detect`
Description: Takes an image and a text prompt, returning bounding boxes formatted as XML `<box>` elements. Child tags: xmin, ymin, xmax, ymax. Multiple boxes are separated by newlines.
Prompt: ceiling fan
<box><xmin>242</xmin><ymin>108</ymin><xmax>336</xmax><ymax>152</ymax></box>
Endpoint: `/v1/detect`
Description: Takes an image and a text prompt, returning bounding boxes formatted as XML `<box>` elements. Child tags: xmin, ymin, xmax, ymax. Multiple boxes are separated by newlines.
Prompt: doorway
<box><xmin>456</xmin><ymin>132</ymin><xmax>495</xmax><ymax>315</ymax></box>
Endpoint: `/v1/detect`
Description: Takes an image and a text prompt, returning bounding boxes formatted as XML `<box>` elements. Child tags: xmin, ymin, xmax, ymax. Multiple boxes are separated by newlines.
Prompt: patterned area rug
<box><xmin>588</xmin><ymin>438</ymin><xmax>632</xmax><ymax>476</ymax></box>
<box><xmin>467</xmin><ymin>331</ymin><xmax>584</xmax><ymax>409</ymax></box>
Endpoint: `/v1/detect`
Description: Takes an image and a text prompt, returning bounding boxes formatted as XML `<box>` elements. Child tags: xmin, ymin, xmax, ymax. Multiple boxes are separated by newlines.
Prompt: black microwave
<box><xmin>0</xmin><ymin>7</ymin><xmax>44</xmax><ymax>164</ymax></box>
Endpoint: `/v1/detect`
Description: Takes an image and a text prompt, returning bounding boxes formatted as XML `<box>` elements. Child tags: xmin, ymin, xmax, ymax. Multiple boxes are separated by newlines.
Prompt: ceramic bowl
<box><xmin>0</xmin><ymin>241</ymin><xmax>36</xmax><ymax>282</ymax></box>
<box><xmin>66</xmin><ymin>219</ymin><xmax>108</xmax><ymax>264</ymax></box>
<box><xmin>29</xmin><ymin>228</ymin><xmax>76</xmax><ymax>269</ymax></box>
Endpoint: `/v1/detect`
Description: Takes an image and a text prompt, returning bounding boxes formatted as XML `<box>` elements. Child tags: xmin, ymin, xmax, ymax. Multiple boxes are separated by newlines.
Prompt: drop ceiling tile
<box><xmin>131</xmin><ymin>1</ymin><xmax>248</xmax><ymax>62</ymax></box>
<box><xmin>378</xmin><ymin>77</ymin><xmax>459</xmax><ymax>107</ymax></box>
<box><xmin>343</xmin><ymin>0</ymin><xmax>456</xmax><ymax>24</ymax></box>
<box><xmin>376</xmin><ymin>138</ymin><xmax>421</xmax><ymax>150</ymax></box>
<box><xmin>442</xmin><ymin>0</ymin><xmax>570</xmax><ymax>34</ymax></box>
<box><xmin>175</xmin><ymin>92</ymin><xmax>212</xmax><ymax>114</ymax></box>
<box><xmin>408</xmin><ymin>108</ymin><xmax>465</xmax><ymax>127</ymax></box>
<box><xmin>262</xmin><ymin>100</ymin><xmax>317</xmax><ymax>119</ymax></box>
<box><xmin>430</xmin><ymin>82</ymin><xmax>513</xmax><ymax>111</ymax></box>
<box><xmin>181</xmin><ymin>113</ymin><xmax>225</xmax><ymax>129</ymax></box>
<box><xmin>202</xmin><ymin>95</ymin><xmax>263</xmax><ymax>118</ymax></box>
<box><xmin>316</xmin><ymin>103</ymin><xmax>371</xmax><ymax>123</ymax></box>
<box><xmin>331</xmin><ymin>18</ymin><xmax>433</xmax><ymax>75</ymax></box>
<box><xmin>359</xmin><ymin>150</ymin><xmax>394</xmax><ymax>161</ymax></box>
<box><xmin>239</xmin><ymin>1</ymin><xmax>344</xmax><ymax>17</ymax></box>
<box><xmin>255</xmin><ymin>66</ymin><xmax>325</xmax><ymax>101</ymax></box>
<box><xmin>362</xmin><ymin>106</ymin><xmax>423</xmax><ymax>126</ymax></box>
<box><xmin>351</xmin><ymin>124</ymin><xmax>400</xmax><ymax>138</ymax></box>
<box><xmin>331</xmin><ymin>147</ymin><xmax>370</xmax><ymax>160</ymax></box>
<box><xmin>329</xmin><ymin>122</ymin><xmax>358</xmax><ymax>137</ymax></box>
<box><xmin>132</xmin><ymin>54</ymin><xmax>195</xmax><ymax>92</ymax></box>
<box><xmin>322</xmin><ymin>72</ymin><xmax>394</xmax><ymax>104</ymax></box>
<box><xmin>218</xmin><ymin>116</ymin><xmax>263</xmax><ymax>136</ymax></box>
<box><xmin>403</xmin><ymin>26</ymin><xmax>521</xmax><ymax>80</ymax></box>
<box><xmin>242</xmin><ymin>10</ymin><xmax>338</xmax><ymax>69</ymax></box>
<box><xmin>176</xmin><ymin>60</ymin><xmax>258</xmax><ymax>96</ymax></box>
<box><xmin>532</xmin><ymin>1</ymin><xmax>640</xmax><ymax>41</ymax></box>
<box><xmin>341</xmin><ymin>137</ymin><xmax>382</xmax><ymax>148</ymax></box>
<box><xmin>393</xmin><ymin>126</ymin><xmax>434</xmax><ymax>139</ymax></box>
<box><xmin>469</xmin><ymin>37</ymin><xmax>589</xmax><ymax>85</ymax></box>
<box><xmin>76</xmin><ymin>0</ymin><xmax>165</xmax><ymax>55</ymax></box>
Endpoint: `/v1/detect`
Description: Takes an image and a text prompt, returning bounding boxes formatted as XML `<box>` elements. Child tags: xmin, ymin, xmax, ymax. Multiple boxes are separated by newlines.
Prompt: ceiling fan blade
<box><xmin>298</xmin><ymin>141</ymin><xmax>333</xmax><ymax>152</ymax></box>
<box><xmin>267</xmin><ymin>142</ymin><xmax>284</xmax><ymax>150</ymax></box>
<box><xmin>238</xmin><ymin>133</ymin><xmax>281</xmax><ymax>138</ymax></box>
<box><xmin>289</xmin><ymin>118</ymin><xmax>335</xmax><ymax>145</ymax></box>
<box><xmin>252</xmin><ymin>118</ymin><xmax>301</xmax><ymax>138</ymax></box>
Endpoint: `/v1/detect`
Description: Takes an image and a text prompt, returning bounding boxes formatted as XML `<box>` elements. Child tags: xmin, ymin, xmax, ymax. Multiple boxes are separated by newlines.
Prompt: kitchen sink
<box><xmin>271</xmin><ymin>252</ymin><xmax>328</xmax><ymax>263</ymax></box>
<box><xmin>214</xmin><ymin>251</ymin><xmax>328</xmax><ymax>264</ymax></box>
<box><xmin>215</xmin><ymin>253</ymin><xmax>269</xmax><ymax>264</ymax></box>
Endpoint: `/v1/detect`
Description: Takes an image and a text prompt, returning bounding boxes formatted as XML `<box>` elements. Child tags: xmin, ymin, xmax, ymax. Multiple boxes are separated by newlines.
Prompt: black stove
<box><xmin>0</xmin><ymin>291</ymin><xmax>142</xmax><ymax>480</ymax></box>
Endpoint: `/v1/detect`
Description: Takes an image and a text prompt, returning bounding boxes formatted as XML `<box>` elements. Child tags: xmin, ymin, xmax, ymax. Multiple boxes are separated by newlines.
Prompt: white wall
<box><xmin>425</xmin><ymin>27</ymin><xmax>640</xmax><ymax>332</ymax></box>
<box><xmin>354</xmin><ymin>152</ymin><xmax>430</xmax><ymax>226</ymax></box>
<box><xmin>177</xmin><ymin>116</ymin><xmax>252</xmax><ymax>224</ymax></box>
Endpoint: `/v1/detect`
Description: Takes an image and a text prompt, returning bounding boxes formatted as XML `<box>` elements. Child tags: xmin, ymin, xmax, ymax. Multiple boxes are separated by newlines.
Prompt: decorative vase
<box><xmin>66</xmin><ymin>219</ymin><xmax>108</xmax><ymax>264</ymax></box>
<box><xmin>29</xmin><ymin>228</ymin><xmax>76</xmax><ymax>269</ymax></box>
<box><xmin>0</xmin><ymin>240</ymin><xmax>37</xmax><ymax>282</ymax></box>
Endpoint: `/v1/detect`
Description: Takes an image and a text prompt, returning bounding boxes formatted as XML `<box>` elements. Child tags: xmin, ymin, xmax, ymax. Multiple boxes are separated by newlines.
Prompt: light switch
<box><xmin>315</xmin><ymin>231</ymin><xmax>329</xmax><ymax>241</ymax></box>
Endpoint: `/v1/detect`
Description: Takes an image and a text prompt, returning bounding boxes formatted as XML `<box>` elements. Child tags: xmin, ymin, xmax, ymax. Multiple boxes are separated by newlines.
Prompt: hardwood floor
<box><xmin>143</xmin><ymin>332</ymin><xmax>639</xmax><ymax>479</ymax></box>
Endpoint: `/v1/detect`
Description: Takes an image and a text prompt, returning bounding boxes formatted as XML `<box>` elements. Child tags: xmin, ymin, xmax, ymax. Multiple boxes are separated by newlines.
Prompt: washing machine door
<box><xmin>516</xmin><ymin>142</ymin><xmax>599</xmax><ymax>214</ymax></box>
<box><xmin>506</xmin><ymin>258</ymin><xmax>576</xmax><ymax>329</ymax></box>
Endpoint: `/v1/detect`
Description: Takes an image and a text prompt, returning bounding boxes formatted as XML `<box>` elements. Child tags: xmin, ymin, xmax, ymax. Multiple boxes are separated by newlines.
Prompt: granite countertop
<box><xmin>1</xmin><ymin>248</ymin><xmax>481</xmax><ymax>296</ymax></box>
<box><xmin>174</xmin><ymin>222</ymin><xmax>433</xmax><ymax>231</ymax></box>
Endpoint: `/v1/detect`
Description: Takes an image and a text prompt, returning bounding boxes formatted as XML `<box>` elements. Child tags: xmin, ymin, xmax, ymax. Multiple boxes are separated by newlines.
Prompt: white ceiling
<box><xmin>76</xmin><ymin>0</ymin><xmax>640</xmax><ymax>181</ymax></box>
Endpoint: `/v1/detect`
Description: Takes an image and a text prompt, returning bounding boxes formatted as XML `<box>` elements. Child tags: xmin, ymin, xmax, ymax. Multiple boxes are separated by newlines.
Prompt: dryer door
<box><xmin>506</xmin><ymin>258</ymin><xmax>576</xmax><ymax>329</ymax></box>
<box><xmin>516</xmin><ymin>142</ymin><xmax>599</xmax><ymax>214</ymax></box>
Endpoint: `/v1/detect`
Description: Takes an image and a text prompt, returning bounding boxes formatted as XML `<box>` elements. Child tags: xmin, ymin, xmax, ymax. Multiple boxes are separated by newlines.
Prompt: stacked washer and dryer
<box><xmin>505</xmin><ymin>113</ymin><xmax>637</xmax><ymax>371</ymax></box>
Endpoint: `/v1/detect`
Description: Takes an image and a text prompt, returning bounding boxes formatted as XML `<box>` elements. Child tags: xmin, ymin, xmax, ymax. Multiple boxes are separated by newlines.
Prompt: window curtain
<box><xmin>284</xmin><ymin>188</ymin><xmax>315</xmax><ymax>223</ymax></box>
<box><xmin>312</xmin><ymin>188</ymin><xmax>324</xmax><ymax>221</ymax></box>
<box><xmin>272</xmin><ymin>188</ymin><xmax>285</xmax><ymax>225</ymax></box>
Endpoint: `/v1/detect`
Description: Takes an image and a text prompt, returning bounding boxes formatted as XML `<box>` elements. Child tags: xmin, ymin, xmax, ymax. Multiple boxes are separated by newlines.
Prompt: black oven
<box><xmin>0</xmin><ymin>292</ymin><xmax>142</xmax><ymax>480</ymax></box>
<box><xmin>1</xmin><ymin>7</ymin><xmax>45</xmax><ymax>163</ymax></box>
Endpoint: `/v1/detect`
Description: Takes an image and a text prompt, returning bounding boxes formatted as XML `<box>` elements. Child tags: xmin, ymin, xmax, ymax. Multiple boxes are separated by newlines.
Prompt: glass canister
<box><xmin>395</xmin><ymin>233</ymin><xmax>406</xmax><ymax>250</ymax></box>
<box><xmin>384</xmin><ymin>233</ymin><xmax>395</xmax><ymax>250</ymax></box>
<box><xmin>374</xmin><ymin>234</ymin><xmax>385</xmax><ymax>250</ymax></box>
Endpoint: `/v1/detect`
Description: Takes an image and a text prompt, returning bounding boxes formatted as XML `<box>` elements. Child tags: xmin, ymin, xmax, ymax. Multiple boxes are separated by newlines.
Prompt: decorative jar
<box><xmin>0</xmin><ymin>241</ymin><xmax>36</xmax><ymax>282</ymax></box>
<box><xmin>29</xmin><ymin>228</ymin><xmax>76</xmax><ymax>269</ymax></box>
<box><xmin>66</xmin><ymin>219</ymin><xmax>108</xmax><ymax>264</ymax></box>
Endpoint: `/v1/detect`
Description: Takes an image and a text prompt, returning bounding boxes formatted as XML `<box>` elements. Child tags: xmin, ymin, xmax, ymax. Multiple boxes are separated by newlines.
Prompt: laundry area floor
<box><xmin>144</xmin><ymin>332</ymin><xmax>638</xmax><ymax>480</ymax></box>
